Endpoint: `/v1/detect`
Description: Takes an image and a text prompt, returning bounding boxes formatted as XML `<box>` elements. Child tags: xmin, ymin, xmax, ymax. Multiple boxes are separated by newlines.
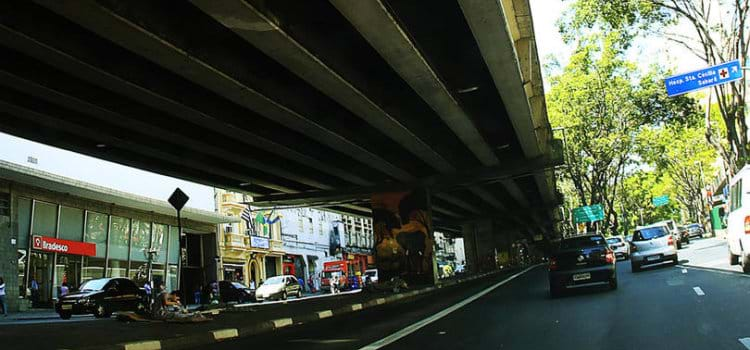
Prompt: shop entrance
<box><xmin>55</xmin><ymin>254</ymin><xmax>82</xmax><ymax>298</ymax></box>
<box><xmin>29</xmin><ymin>251</ymin><xmax>53</xmax><ymax>308</ymax></box>
<box><xmin>223</xmin><ymin>264</ymin><xmax>244</xmax><ymax>283</ymax></box>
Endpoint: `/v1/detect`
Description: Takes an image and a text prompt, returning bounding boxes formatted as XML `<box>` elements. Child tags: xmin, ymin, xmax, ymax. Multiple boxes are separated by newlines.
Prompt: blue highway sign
<box><xmin>665</xmin><ymin>60</ymin><xmax>743</xmax><ymax>97</ymax></box>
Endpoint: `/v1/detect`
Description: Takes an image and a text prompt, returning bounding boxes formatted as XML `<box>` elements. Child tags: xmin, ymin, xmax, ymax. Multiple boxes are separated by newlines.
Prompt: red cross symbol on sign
<box><xmin>719</xmin><ymin>68</ymin><xmax>729</xmax><ymax>79</ymax></box>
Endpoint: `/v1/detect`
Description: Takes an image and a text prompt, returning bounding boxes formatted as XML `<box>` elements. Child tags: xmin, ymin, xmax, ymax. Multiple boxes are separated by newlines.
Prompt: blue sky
<box><xmin>0</xmin><ymin>0</ymin><xmax>710</xmax><ymax>211</ymax></box>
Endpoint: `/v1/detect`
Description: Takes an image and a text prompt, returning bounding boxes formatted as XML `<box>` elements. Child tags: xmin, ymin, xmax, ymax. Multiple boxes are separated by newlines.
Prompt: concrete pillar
<box><xmin>461</xmin><ymin>223</ymin><xmax>479</xmax><ymax>273</ymax></box>
<box><xmin>371</xmin><ymin>189</ymin><xmax>435</xmax><ymax>286</ymax></box>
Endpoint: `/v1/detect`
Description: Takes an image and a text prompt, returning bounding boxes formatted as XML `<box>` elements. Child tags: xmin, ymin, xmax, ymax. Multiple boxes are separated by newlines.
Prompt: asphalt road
<box><xmin>195</xmin><ymin>237</ymin><xmax>750</xmax><ymax>350</ymax></box>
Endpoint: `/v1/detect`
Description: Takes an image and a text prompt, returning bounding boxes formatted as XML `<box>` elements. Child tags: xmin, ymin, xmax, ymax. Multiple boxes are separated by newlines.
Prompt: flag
<box><xmin>241</xmin><ymin>206</ymin><xmax>255</xmax><ymax>235</ymax></box>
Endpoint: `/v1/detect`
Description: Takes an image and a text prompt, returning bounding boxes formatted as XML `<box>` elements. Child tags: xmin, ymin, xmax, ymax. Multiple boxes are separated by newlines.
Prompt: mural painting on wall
<box><xmin>371</xmin><ymin>189</ymin><xmax>434</xmax><ymax>285</ymax></box>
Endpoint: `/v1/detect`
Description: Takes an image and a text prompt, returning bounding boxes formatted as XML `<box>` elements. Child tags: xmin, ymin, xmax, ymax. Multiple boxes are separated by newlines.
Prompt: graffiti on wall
<box><xmin>371</xmin><ymin>189</ymin><xmax>434</xmax><ymax>285</ymax></box>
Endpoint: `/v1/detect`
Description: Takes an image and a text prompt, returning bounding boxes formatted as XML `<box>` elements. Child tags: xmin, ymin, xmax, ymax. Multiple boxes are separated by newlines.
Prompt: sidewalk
<box><xmin>0</xmin><ymin>269</ymin><xmax>518</xmax><ymax>350</ymax></box>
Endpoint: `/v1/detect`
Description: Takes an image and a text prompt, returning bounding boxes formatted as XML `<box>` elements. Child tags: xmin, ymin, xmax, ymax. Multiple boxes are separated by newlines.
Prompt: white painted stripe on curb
<box><xmin>317</xmin><ymin>310</ymin><xmax>333</xmax><ymax>319</ymax></box>
<box><xmin>211</xmin><ymin>328</ymin><xmax>239</xmax><ymax>341</ymax></box>
<box><xmin>121</xmin><ymin>340</ymin><xmax>161</xmax><ymax>350</ymax></box>
<box><xmin>739</xmin><ymin>337</ymin><xmax>750</xmax><ymax>349</ymax></box>
<box><xmin>376</xmin><ymin>298</ymin><xmax>386</xmax><ymax>305</ymax></box>
<box><xmin>358</xmin><ymin>264</ymin><xmax>541</xmax><ymax>350</ymax></box>
<box><xmin>694</xmin><ymin>286</ymin><xmax>705</xmax><ymax>296</ymax></box>
<box><xmin>351</xmin><ymin>303</ymin><xmax>363</xmax><ymax>311</ymax></box>
<box><xmin>272</xmin><ymin>318</ymin><xmax>293</xmax><ymax>328</ymax></box>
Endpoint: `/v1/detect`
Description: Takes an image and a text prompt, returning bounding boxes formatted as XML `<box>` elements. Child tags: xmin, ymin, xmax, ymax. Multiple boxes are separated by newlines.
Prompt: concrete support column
<box><xmin>371</xmin><ymin>189</ymin><xmax>436</xmax><ymax>286</ymax></box>
<box><xmin>461</xmin><ymin>223</ymin><xmax>479</xmax><ymax>274</ymax></box>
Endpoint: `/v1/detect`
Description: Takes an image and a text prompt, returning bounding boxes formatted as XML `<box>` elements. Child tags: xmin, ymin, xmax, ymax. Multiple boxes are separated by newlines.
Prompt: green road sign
<box><xmin>572</xmin><ymin>204</ymin><xmax>604</xmax><ymax>224</ymax></box>
<box><xmin>652</xmin><ymin>195</ymin><xmax>669</xmax><ymax>207</ymax></box>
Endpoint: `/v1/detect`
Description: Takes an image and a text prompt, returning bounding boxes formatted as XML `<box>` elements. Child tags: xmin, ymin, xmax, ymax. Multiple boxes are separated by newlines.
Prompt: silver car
<box><xmin>630</xmin><ymin>225</ymin><xmax>678</xmax><ymax>272</ymax></box>
<box><xmin>606</xmin><ymin>236</ymin><xmax>630</xmax><ymax>260</ymax></box>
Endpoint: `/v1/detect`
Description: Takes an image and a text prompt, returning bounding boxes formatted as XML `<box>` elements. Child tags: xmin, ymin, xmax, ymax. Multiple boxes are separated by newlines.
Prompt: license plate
<box><xmin>572</xmin><ymin>273</ymin><xmax>591</xmax><ymax>281</ymax></box>
<box><xmin>61</xmin><ymin>304</ymin><xmax>72</xmax><ymax>310</ymax></box>
<box><xmin>646</xmin><ymin>255</ymin><xmax>661</xmax><ymax>261</ymax></box>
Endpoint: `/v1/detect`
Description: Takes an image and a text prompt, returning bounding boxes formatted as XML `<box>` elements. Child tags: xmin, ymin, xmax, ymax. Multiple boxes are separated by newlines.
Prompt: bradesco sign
<box><xmin>32</xmin><ymin>235</ymin><xmax>96</xmax><ymax>256</ymax></box>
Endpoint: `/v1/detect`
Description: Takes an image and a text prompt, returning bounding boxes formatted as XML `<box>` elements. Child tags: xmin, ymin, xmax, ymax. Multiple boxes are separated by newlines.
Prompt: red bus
<box><xmin>321</xmin><ymin>260</ymin><xmax>362</xmax><ymax>291</ymax></box>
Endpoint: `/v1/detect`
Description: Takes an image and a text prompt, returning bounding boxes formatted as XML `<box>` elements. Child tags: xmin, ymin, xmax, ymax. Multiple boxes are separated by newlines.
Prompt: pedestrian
<box><xmin>330</xmin><ymin>274</ymin><xmax>337</xmax><ymax>294</ymax></box>
<box><xmin>60</xmin><ymin>282</ymin><xmax>69</xmax><ymax>297</ymax></box>
<box><xmin>249</xmin><ymin>279</ymin><xmax>256</xmax><ymax>290</ymax></box>
<box><xmin>30</xmin><ymin>277</ymin><xmax>39</xmax><ymax>307</ymax></box>
<box><xmin>0</xmin><ymin>277</ymin><xmax>7</xmax><ymax>317</ymax></box>
<box><xmin>193</xmin><ymin>285</ymin><xmax>202</xmax><ymax>305</ymax></box>
<box><xmin>297</xmin><ymin>276</ymin><xmax>305</xmax><ymax>292</ymax></box>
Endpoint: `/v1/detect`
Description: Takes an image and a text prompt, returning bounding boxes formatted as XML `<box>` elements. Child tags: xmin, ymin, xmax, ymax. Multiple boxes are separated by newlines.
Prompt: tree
<box><xmin>549</xmin><ymin>31</ymin><xmax>703</xmax><ymax>234</ymax></box>
<box><xmin>562</xmin><ymin>0</ymin><xmax>750</xmax><ymax>173</ymax></box>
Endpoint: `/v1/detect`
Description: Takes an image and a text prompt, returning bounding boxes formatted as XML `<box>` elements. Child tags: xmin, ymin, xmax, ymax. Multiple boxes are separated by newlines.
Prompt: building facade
<box><xmin>214</xmin><ymin>190</ymin><xmax>284</xmax><ymax>287</ymax></box>
<box><xmin>0</xmin><ymin>160</ymin><xmax>235</xmax><ymax>312</ymax></box>
<box><xmin>341</xmin><ymin>214</ymin><xmax>375</xmax><ymax>271</ymax></box>
<box><xmin>278</xmin><ymin>208</ymin><xmax>342</xmax><ymax>282</ymax></box>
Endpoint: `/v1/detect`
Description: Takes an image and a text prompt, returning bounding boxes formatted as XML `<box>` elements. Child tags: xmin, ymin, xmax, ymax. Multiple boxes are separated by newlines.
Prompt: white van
<box><xmin>727</xmin><ymin>165</ymin><xmax>750</xmax><ymax>273</ymax></box>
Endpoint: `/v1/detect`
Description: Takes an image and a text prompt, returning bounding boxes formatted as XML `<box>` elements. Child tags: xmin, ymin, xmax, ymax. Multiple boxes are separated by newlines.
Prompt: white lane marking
<box><xmin>678</xmin><ymin>265</ymin><xmax>750</xmax><ymax>277</ymax></box>
<box><xmin>693</xmin><ymin>287</ymin><xmax>705</xmax><ymax>296</ymax></box>
<box><xmin>357</xmin><ymin>264</ymin><xmax>541</xmax><ymax>350</ymax></box>
<box><xmin>682</xmin><ymin>269</ymin><xmax>687</xmax><ymax>274</ymax></box>
<box><xmin>738</xmin><ymin>337</ymin><xmax>750</xmax><ymax>348</ymax></box>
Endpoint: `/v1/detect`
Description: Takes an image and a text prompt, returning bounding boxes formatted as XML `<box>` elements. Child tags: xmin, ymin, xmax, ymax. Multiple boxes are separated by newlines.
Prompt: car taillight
<box><xmin>745</xmin><ymin>216</ymin><xmax>750</xmax><ymax>234</ymax></box>
<box><xmin>667</xmin><ymin>235</ymin><xmax>674</xmax><ymax>246</ymax></box>
<box><xmin>549</xmin><ymin>257</ymin><xmax>558</xmax><ymax>271</ymax></box>
<box><xmin>605</xmin><ymin>250</ymin><xmax>615</xmax><ymax>264</ymax></box>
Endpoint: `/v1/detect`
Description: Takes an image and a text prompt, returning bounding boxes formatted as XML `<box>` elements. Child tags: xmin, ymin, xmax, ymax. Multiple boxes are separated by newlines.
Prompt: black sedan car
<box><xmin>219</xmin><ymin>280</ymin><xmax>255</xmax><ymax>303</ymax></box>
<box><xmin>55</xmin><ymin>278</ymin><xmax>147</xmax><ymax>319</ymax></box>
<box><xmin>549</xmin><ymin>234</ymin><xmax>617</xmax><ymax>298</ymax></box>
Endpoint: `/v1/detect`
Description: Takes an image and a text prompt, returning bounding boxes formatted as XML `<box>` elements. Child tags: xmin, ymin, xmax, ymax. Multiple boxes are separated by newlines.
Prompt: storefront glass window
<box><xmin>82</xmin><ymin>257</ymin><xmax>105</xmax><ymax>282</ymax></box>
<box><xmin>59</xmin><ymin>206</ymin><xmax>84</xmax><ymax>242</ymax></box>
<box><xmin>152</xmin><ymin>264</ymin><xmax>165</xmax><ymax>289</ymax></box>
<box><xmin>84</xmin><ymin>211</ymin><xmax>108</xmax><ymax>258</ymax></box>
<box><xmin>55</xmin><ymin>255</ymin><xmax>81</xmax><ymax>296</ymax></box>
<box><xmin>18</xmin><ymin>197</ymin><xmax>31</xmax><ymax>249</ymax></box>
<box><xmin>107</xmin><ymin>259</ymin><xmax>128</xmax><ymax>278</ymax></box>
<box><xmin>109</xmin><ymin>216</ymin><xmax>130</xmax><ymax>260</ymax></box>
<box><xmin>130</xmin><ymin>220</ymin><xmax>151</xmax><ymax>263</ymax></box>
<box><xmin>151</xmin><ymin>224</ymin><xmax>168</xmax><ymax>264</ymax></box>
<box><xmin>32</xmin><ymin>201</ymin><xmax>57</xmax><ymax>237</ymax></box>
<box><xmin>168</xmin><ymin>226</ymin><xmax>179</xmax><ymax>264</ymax></box>
<box><xmin>167</xmin><ymin>265</ymin><xmax>178</xmax><ymax>292</ymax></box>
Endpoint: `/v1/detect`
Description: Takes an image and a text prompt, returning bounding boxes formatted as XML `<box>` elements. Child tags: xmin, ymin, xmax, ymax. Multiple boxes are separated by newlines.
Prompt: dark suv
<box><xmin>55</xmin><ymin>278</ymin><xmax>147</xmax><ymax>319</ymax></box>
<box><xmin>548</xmin><ymin>234</ymin><xmax>617</xmax><ymax>297</ymax></box>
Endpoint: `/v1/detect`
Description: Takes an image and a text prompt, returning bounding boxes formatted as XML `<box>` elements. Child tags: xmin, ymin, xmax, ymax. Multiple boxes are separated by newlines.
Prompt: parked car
<box><xmin>646</xmin><ymin>220</ymin><xmax>688</xmax><ymax>248</ymax></box>
<box><xmin>219</xmin><ymin>280</ymin><xmax>255</xmax><ymax>303</ymax></box>
<box><xmin>685</xmin><ymin>223</ymin><xmax>705</xmax><ymax>238</ymax></box>
<box><xmin>727</xmin><ymin>165</ymin><xmax>750</xmax><ymax>273</ymax></box>
<box><xmin>55</xmin><ymin>278</ymin><xmax>147</xmax><ymax>320</ymax></box>
<box><xmin>629</xmin><ymin>225</ymin><xmax>678</xmax><ymax>272</ymax></box>
<box><xmin>254</xmin><ymin>275</ymin><xmax>302</xmax><ymax>302</ymax></box>
<box><xmin>364</xmin><ymin>269</ymin><xmax>379</xmax><ymax>284</ymax></box>
<box><xmin>548</xmin><ymin>234</ymin><xmax>617</xmax><ymax>298</ymax></box>
<box><xmin>606</xmin><ymin>236</ymin><xmax>630</xmax><ymax>260</ymax></box>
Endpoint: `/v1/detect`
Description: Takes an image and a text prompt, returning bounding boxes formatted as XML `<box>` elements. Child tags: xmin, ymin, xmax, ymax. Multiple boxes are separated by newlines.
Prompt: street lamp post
<box><xmin>168</xmin><ymin>188</ymin><xmax>189</xmax><ymax>297</ymax></box>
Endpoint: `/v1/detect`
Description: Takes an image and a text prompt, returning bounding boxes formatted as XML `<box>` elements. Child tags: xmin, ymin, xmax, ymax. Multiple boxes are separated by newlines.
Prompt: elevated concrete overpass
<box><xmin>0</xmin><ymin>0</ymin><xmax>561</xmax><ymax>269</ymax></box>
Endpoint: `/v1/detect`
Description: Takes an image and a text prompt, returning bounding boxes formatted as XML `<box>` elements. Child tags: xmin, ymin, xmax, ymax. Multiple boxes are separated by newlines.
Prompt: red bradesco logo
<box><xmin>32</xmin><ymin>235</ymin><xmax>96</xmax><ymax>256</ymax></box>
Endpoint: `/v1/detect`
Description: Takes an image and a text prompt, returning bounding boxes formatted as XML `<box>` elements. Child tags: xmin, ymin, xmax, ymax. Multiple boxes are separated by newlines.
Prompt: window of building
<box><xmin>168</xmin><ymin>226</ymin><xmax>180</xmax><ymax>265</ymax></box>
<box><xmin>32</xmin><ymin>201</ymin><xmax>57</xmax><ymax>237</ymax></box>
<box><xmin>109</xmin><ymin>216</ymin><xmax>130</xmax><ymax>260</ymax></box>
<box><xmin>59</xmin><ymin>206</ymin><xmax>84</xmax><ymax>242</ymax></box>
<box><xmin>84</xmin><ymin>211</ymin><xmax>108</xmax><ymax>258</ymax></box>
<box><xmin>129</xmin><ymin>220</ymin><xmax>151</xmax><ymax>277</ymax></box>
<box><xmin>82</xmin><ymin>257</ymin><xmax>105</xmax><ymax>282</ymax></box>
<box><xmin>151</xmin><ymin>224</ymin><xmax>168</xmax><ymax>264</ymax></box>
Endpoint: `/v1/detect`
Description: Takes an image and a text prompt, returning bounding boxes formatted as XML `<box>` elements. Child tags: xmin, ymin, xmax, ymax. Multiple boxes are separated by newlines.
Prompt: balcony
<box><xmin>270</xmin><ymin>239</ymin><xmax>284</xmax><ymax>253</ymax></box>
<box><xmin>223</xmin><ymin>233</ymin><xmax>248</xmax><ymax>250</ymax></box>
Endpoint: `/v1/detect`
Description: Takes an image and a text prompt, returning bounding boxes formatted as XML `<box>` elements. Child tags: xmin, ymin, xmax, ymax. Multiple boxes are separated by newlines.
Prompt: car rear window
<box><xmin>606</xmin><ymin>237</ymin><xmax>621</xmax><ymax>244</ymax></box>
<box><xmin>561</xmin><ymin>236</ymin><xmax>606</xmax><ymax>249</ymax></box>
<box><xmin>634</xmin><ymin>227</ymin><xmax>668</xmax><ymax>241</ymax></box>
